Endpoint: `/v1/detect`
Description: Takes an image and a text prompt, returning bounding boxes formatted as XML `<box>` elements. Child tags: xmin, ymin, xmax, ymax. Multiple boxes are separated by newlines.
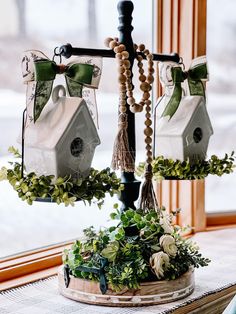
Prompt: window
<box><xmin>205</xmin><ymin>0</ymin><xmax>236</xmax><ymax>214</ymax></box>
<box><xmin>0</xmin><ymin>0</ymin><xmax>153</xmax><ymax>259</ymax></box>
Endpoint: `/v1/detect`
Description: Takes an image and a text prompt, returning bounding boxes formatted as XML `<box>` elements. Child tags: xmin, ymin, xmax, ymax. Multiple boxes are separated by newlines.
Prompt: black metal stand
<box><xmin>60</xmin><ymin>0</ymin><xmax>180</xmax><ymax>212</ymax></box>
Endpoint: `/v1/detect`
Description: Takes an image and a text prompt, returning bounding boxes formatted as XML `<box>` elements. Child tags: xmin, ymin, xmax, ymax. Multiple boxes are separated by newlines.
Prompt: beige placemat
<box><xmin>1</xmin><ymin>228</ymin><xmax>236</xmax><ymax>314</ymax></box>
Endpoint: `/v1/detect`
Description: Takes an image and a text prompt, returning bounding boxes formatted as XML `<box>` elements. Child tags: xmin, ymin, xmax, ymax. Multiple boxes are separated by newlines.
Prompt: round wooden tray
<box><xmin>58</xmin><ymin>266</ymin><xmax>194</xmax><ymax>307</ymax></box>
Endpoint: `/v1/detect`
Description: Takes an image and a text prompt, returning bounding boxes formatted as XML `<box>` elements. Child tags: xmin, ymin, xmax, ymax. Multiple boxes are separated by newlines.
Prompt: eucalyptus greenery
<box><xmin>0</xmin><ymin>147</ymin><xmax>122</xmax><ymax>207</ymax></box>
<box><xmin>136</xmin><ymin>152</ymin><xmax>235</xmax><ymax>180</ymax></box>
<box><xmin>63</xmin><ymin>205</ymin><xmax>210</xmax><ymax>291</ymax></box>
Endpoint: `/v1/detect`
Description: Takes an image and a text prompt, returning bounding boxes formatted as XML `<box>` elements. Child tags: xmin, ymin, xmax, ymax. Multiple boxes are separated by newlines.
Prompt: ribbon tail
<box><xmin>161</xmin><ymin>83</ymin><xmax>182</xmax><ymax>119</ymax></box>
<box><xmin>65</xmin><ymin>76</ymin><xmax>83</xmax><ymax>98</ymax></box>
<box><xmin>33</xmin><ymin>80</ymin><xmax>53</xmax><ymax>122</ymax></box>
<box><xmin>82</xmin><ymin>88</ymin><xmax>99</xmax><ymax>129</ymax></box>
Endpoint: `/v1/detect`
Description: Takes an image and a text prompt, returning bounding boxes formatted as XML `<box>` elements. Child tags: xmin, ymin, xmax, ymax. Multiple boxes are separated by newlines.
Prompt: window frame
<box><xmin>156</xmin><ymin>0</ymin><xmax>236</xmax><ymax>231</ymax></box>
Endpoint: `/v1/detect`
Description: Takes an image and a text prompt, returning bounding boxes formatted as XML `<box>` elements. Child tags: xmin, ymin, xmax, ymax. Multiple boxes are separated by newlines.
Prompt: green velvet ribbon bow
<box><xmin>161</xmin><ymin>61</ymin><xmax>208</xmax><ymax>119</ymax></box>
<box><xmin>32</xmin><ymin>59</ymin><xmax>94</xmax><ymax>122</ymax></box>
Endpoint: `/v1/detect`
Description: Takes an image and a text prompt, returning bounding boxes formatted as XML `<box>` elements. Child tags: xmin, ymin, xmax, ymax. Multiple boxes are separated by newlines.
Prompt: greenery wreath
<box><xmin>0</xmin><ymin>147</ymin><xmax>123</xmax><ymax>207</ymax></box>
<box><xmin>136</xmin><ymin>152</ymin><xmax>235</xmax><ymax>180</ymax></box>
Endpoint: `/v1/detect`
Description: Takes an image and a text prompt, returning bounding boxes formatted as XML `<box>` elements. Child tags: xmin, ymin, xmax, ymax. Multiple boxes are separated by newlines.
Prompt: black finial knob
<box><xmin>117</xmin><ymin>1</ymin><xmax>134</xmax><ymax>41</ymax></box>
<box><xmin>117</xmin><ymin>0</ymin><xmax>134</xmax><ymax>19</ymax></box>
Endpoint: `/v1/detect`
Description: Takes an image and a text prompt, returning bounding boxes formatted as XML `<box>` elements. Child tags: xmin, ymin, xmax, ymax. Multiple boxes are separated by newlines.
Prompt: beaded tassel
<box><xmin>105</xmin><ymin>37</ymin><xmax>135</xmax><ymax>172</ymax></box>
<box><xmin>111</xmin><ymin>112</ymin><xmax>135</xmax><ymax>172</ymax></box>
<box><xmin>139</xmin><ymin>99</ymin><xmax>158</xmax><ymax>211</ymax></box>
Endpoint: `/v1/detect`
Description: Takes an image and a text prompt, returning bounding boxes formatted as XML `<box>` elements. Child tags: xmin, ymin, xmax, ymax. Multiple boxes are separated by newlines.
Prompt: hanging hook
<box><xmin>53</xmin><ymin>47</ymin><xmax>62</xmax><ymax>63</ymax></box>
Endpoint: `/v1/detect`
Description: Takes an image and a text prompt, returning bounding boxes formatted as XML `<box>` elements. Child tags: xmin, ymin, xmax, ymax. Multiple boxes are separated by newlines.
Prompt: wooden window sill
<box><xmin>0</xmin><ymin>242</ymin><xmax>72</xmax><ymax>291</ymax></box>
<box><xmin>0</xmin><ymin>266</ymin><xmax>58</xmax><ymax>291</ymax></box>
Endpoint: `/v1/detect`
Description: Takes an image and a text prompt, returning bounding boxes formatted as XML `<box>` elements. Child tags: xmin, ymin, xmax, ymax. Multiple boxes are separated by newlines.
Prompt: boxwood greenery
<box><xmin>136</xmin><ymin>152</ymin><xmax>235</xmax><ymax>180</ymax></box>
<box><xmin>63</xmin><ymin>205</ymin><xmax>210</xmax><ymax>291</ymax></box>
<box><xmin>0</xmin><ymin>147</ymin><xmax>122</xmax><ymax>207</ymax></box>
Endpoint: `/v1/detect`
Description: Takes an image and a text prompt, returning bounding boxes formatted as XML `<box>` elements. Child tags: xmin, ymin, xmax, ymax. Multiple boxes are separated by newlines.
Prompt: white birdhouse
<box><xmin>23</xmin><ymin>85</ymin><xmax>100</xmax><ymax>179</ymax></box>
<box><xmin>154</xmin><ymin>95</ymin><xmax>213</xmax><ymax>163</ymax></box>
<box><xmin>154</xmin><ymin>57</ymin><xmax>213</xmax><ymax>163</ymax></box>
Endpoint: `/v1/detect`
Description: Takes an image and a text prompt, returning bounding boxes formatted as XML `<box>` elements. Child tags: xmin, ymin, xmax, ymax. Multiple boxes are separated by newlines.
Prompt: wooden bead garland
<box><xmin>105</xmin><ymin>36</ymin><xmax>158</xmax><ymax>211</ymax></box>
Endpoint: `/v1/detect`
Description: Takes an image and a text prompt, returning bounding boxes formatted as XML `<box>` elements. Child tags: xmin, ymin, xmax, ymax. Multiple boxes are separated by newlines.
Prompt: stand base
<box><xmin>58</xmin><ymin>266</ymin><xmax>194</xmax><ymax>307</ymax></box>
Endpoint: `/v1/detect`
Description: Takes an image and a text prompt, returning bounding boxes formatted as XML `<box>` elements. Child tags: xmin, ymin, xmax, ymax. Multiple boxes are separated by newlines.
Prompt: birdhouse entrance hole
<box><xmin>70</xmin><ymin>137</ymin><xmax>84</xmax><ymax>157</ymax></box>
<box><xmin>193</xmin><ymin>127</ymin><xmax>203</xmax><ymax>143</ymax></box>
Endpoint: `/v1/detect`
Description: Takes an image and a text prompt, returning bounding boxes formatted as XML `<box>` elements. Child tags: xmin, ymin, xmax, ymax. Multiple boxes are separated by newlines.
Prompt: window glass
<box><xmin>206</xmin><ymin>0</ymin><xmax>236</xmax><ymax>213</ymax></box>
<box><xmin>0</xmin><ymin>0</ymin><xmax>153</xmax><ymax>257</ymax></box>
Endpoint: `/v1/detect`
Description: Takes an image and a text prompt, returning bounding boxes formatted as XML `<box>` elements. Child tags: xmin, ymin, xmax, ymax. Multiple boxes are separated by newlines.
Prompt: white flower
<box><xmin>160</xmin><ymin>235</ymin><xmax>177</xmax><ymax>257</ymax></box>
<box><xmin>160</xmin><ymin>213</ymin><xmax>174</xmax><ymax>234</ymax></box>
<box><xmin>0</xmin><ymin>167</ymin><xmax>7</xmax><ymax>181</ymax></box>
<box><xmin>150</xmin><ymin>252</ymin><xmax>169</xmax><ymax>279</ymax></box>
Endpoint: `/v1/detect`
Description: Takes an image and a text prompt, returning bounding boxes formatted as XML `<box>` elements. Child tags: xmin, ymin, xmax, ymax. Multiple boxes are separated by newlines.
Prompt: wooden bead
<box><xmin>127</xmin><ymin>90</ymin><xmax>133</xmax><ymax>97</ymax></box>
<box><xmin>104</xmin><ymin>37</ymin><xmax>113</xmax><ymax>48</ymax></box>
<box><xmin>118</xmin><ymin>74</ymin><xmax>126</xmax><ymax>83</ymax></box>
<box><xmin>114</xmin><ymin>46</ymin><xmax>124</xmax><ymax>54</ymax></box>
<box><xmin>139</xmin><ymin>74</ymin><xmax>146</xmax><ymax>82</ymax></box>
<box><xmin>145</xmin><ymin>137</ymin><xmax>152</xmax><ymax>144</ymax></box>
<box><xmin>125</xmin><ymin>70</ymin><xmax>131</xmax><ymax>77</ymax></box>
<box><xmin>145</xmin><ymin>119</ymin><xmax>152</xmax><ymax>126</ymax></box>
<box><xmin>109</xmin><ymin>40</ymin><xmax>118</xmax><ymax>49</ymax></box>
<box><xmin>114</xmin><ymin>46</ymin><xmax>119</xmax><ymax>54</ymax></box>
<box><xmin>118</xmin><ymin>66</ymin><xmax>125</xmax><ymax>74</ymax></box>
<box><xmin>121</xmin><ymin>51</ymin><xmax>129</xmax><ymax>59</ymax></box>
<box><xmin>146</xmin><ymin>151</ymin><xmax>153</xmax><ymax>157</ymax></box>
<box><xmin>145</xmin><ymin>100</ymin><xmax>152</xmax><ymax>106</ymax></box>
<box><xmin>146</xmin><ymin>144</ymin><xmax>152</xmax><ymax>150</ymax></box>
<box><xmin>139</xmin><ymin>44</ymin><xmax>145</xmax><ymax>51</ymax></box>
<box><xmin>127</xmin><ymin>97</ymin><xmax>135</xmax><ymax>105</ymax></box>
<box><xmin>143</xmin><ymin>49</ymin><xmax>150</xmax><ymax>55</ymax></box>
<box><xmin>129</xmin><ymin>104</ymin><xmax>140</xmax><ymax>113</ymax></box>
<box><xmin>119</xmin><ymin>99</ymin><xmax>126</xmax><ymax>106</ymax></box>
<box><xmin>136</xmin><ymin>55</ymin><xmax>143</xmax><ymax>62</ymax></box>
<box><xmin>123</xmin><ymin>60</ymin><xmax>130</xmax><ymax>68</ymax></box>
<box><xmin>148</xmin><ymin>60</ymin><xmax>154</xmax><ymax>67</ymax></box>
<box><xmin>140</xmin><ymin>101</ymin><xmax>145</xmax><ymax>107</ymax></box>
<box><xmin>119</xmin><ymin>44</ymin><xmax>126</xmax><ymax>52</ymax></box>
<box><xmin>143</xmin><ymin>92</ymin><xmax>150</xmax><ymax>100</ymax></box>
<box><xmin>147</xmin><ymin>74</ymin><xmax>154</xmax><ymax>84</ymax></box>
<box><xmin>146</xmin><ymin>157</ymin><xmax>152</xmax><ymax>164</ymax></box>
<box><xmin>138</xmin><ymin>61</ymin><xmax>143</xmax><ymax>68</ymax></box>
<box><xmin>120</xmin><ymin>93</ymin><xmax>126</xmax><ymax>100</ymax></box>
<box><xmin>116</xmin><ymin>52</ymin><xmax>122</xmax><ymax>59</ymax></box>
<box><xmin>147</xmin><ymin>54</ymin><xmax>153</xmax><ymax>61</ymax></box>
<box><xmin>126</xmin><ymin>83</ymin><xmax>133</xmax><ymax>90</ymax></box>
<box><xmin>119</xmin><ymin>85</ymin><xmax>126</xmax><ymax>92</ymax></box>
<box><xmin>145</xmin><ymin>112</ymin><xmax>151</xmax><ymax>119</ymax></box>
<box><xmin>136</xmin><ymin>104</ymin><xmax>143</xmax><ymax>112</ymax></box>
<box><xmin>139</xmin><ymin>68</ymin><xmax>144</xmax><ymax>75</ymax></box>
<box><xmin>144</xmin><ymin>127</ymin><xmax>153</xmax><ymax>136</ymax></box>
<box><xmin>140</xmin><ymin>82</ymin><xmax>150</xmax><ymax>92</ymax></box>
<box><xmin>119</xmin><ymin>106</ymin><xmax>126</xmax><ymax>113</ymax></box>
<box><xmin>148</xmin><ymin>67</ymin><xmax>155</xmax><ymax>74</ymax></box>
<box><xmin>133</xmin><ymin>43</ymin><xmax>138</xmax><ymax>50</ymax></box>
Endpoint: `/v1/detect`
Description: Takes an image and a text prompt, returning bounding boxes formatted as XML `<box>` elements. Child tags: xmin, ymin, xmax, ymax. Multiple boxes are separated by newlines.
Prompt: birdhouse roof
<box><xmin>24</xmin><ymin>96</ymin><xmax>100</xmax><ymax>150</ymax></box>
<box><xmin>155</xmin><ymin>95</ymin><xmax>212</xmax><ymax>137</ymax></box>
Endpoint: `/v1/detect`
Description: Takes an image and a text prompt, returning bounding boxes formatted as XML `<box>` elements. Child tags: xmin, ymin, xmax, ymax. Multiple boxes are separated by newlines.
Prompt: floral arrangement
<box><xmin>136</xmin><ymin>152</ymin><xmax>235</xmax><ymax>180</ymax></box>
<box><xmin>63</xmin><ymin>205</ymin><xmax>210</xmax><ymax>291</ymax></box>
<box><xmin>0</xmin><ymin>147</ymin><xmax>122</xmax><ymax>207</ymax></box>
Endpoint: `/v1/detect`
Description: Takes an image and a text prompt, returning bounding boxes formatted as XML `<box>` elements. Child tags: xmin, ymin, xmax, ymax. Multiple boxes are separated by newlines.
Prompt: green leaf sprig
<box><xmin>0</xmin><ymin>147</ymin><xmax>123</xmax><ymax>206</ymax></box>
<box><xmin>136</xmin><ymin>152</ymin><xmax>235</xmax><ymax>180</ymax></box>
<box><xmin>63</xmin><ymin>206</ymin><xmax>210</xmax><ymax>291</ymax></box>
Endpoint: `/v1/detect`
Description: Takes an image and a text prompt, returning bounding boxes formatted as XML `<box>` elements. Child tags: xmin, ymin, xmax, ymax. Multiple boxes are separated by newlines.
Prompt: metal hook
<box><xmin>53</xmin><ymin>47</ymin><xmax>62</xmax><ymax>63</ymax></box>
